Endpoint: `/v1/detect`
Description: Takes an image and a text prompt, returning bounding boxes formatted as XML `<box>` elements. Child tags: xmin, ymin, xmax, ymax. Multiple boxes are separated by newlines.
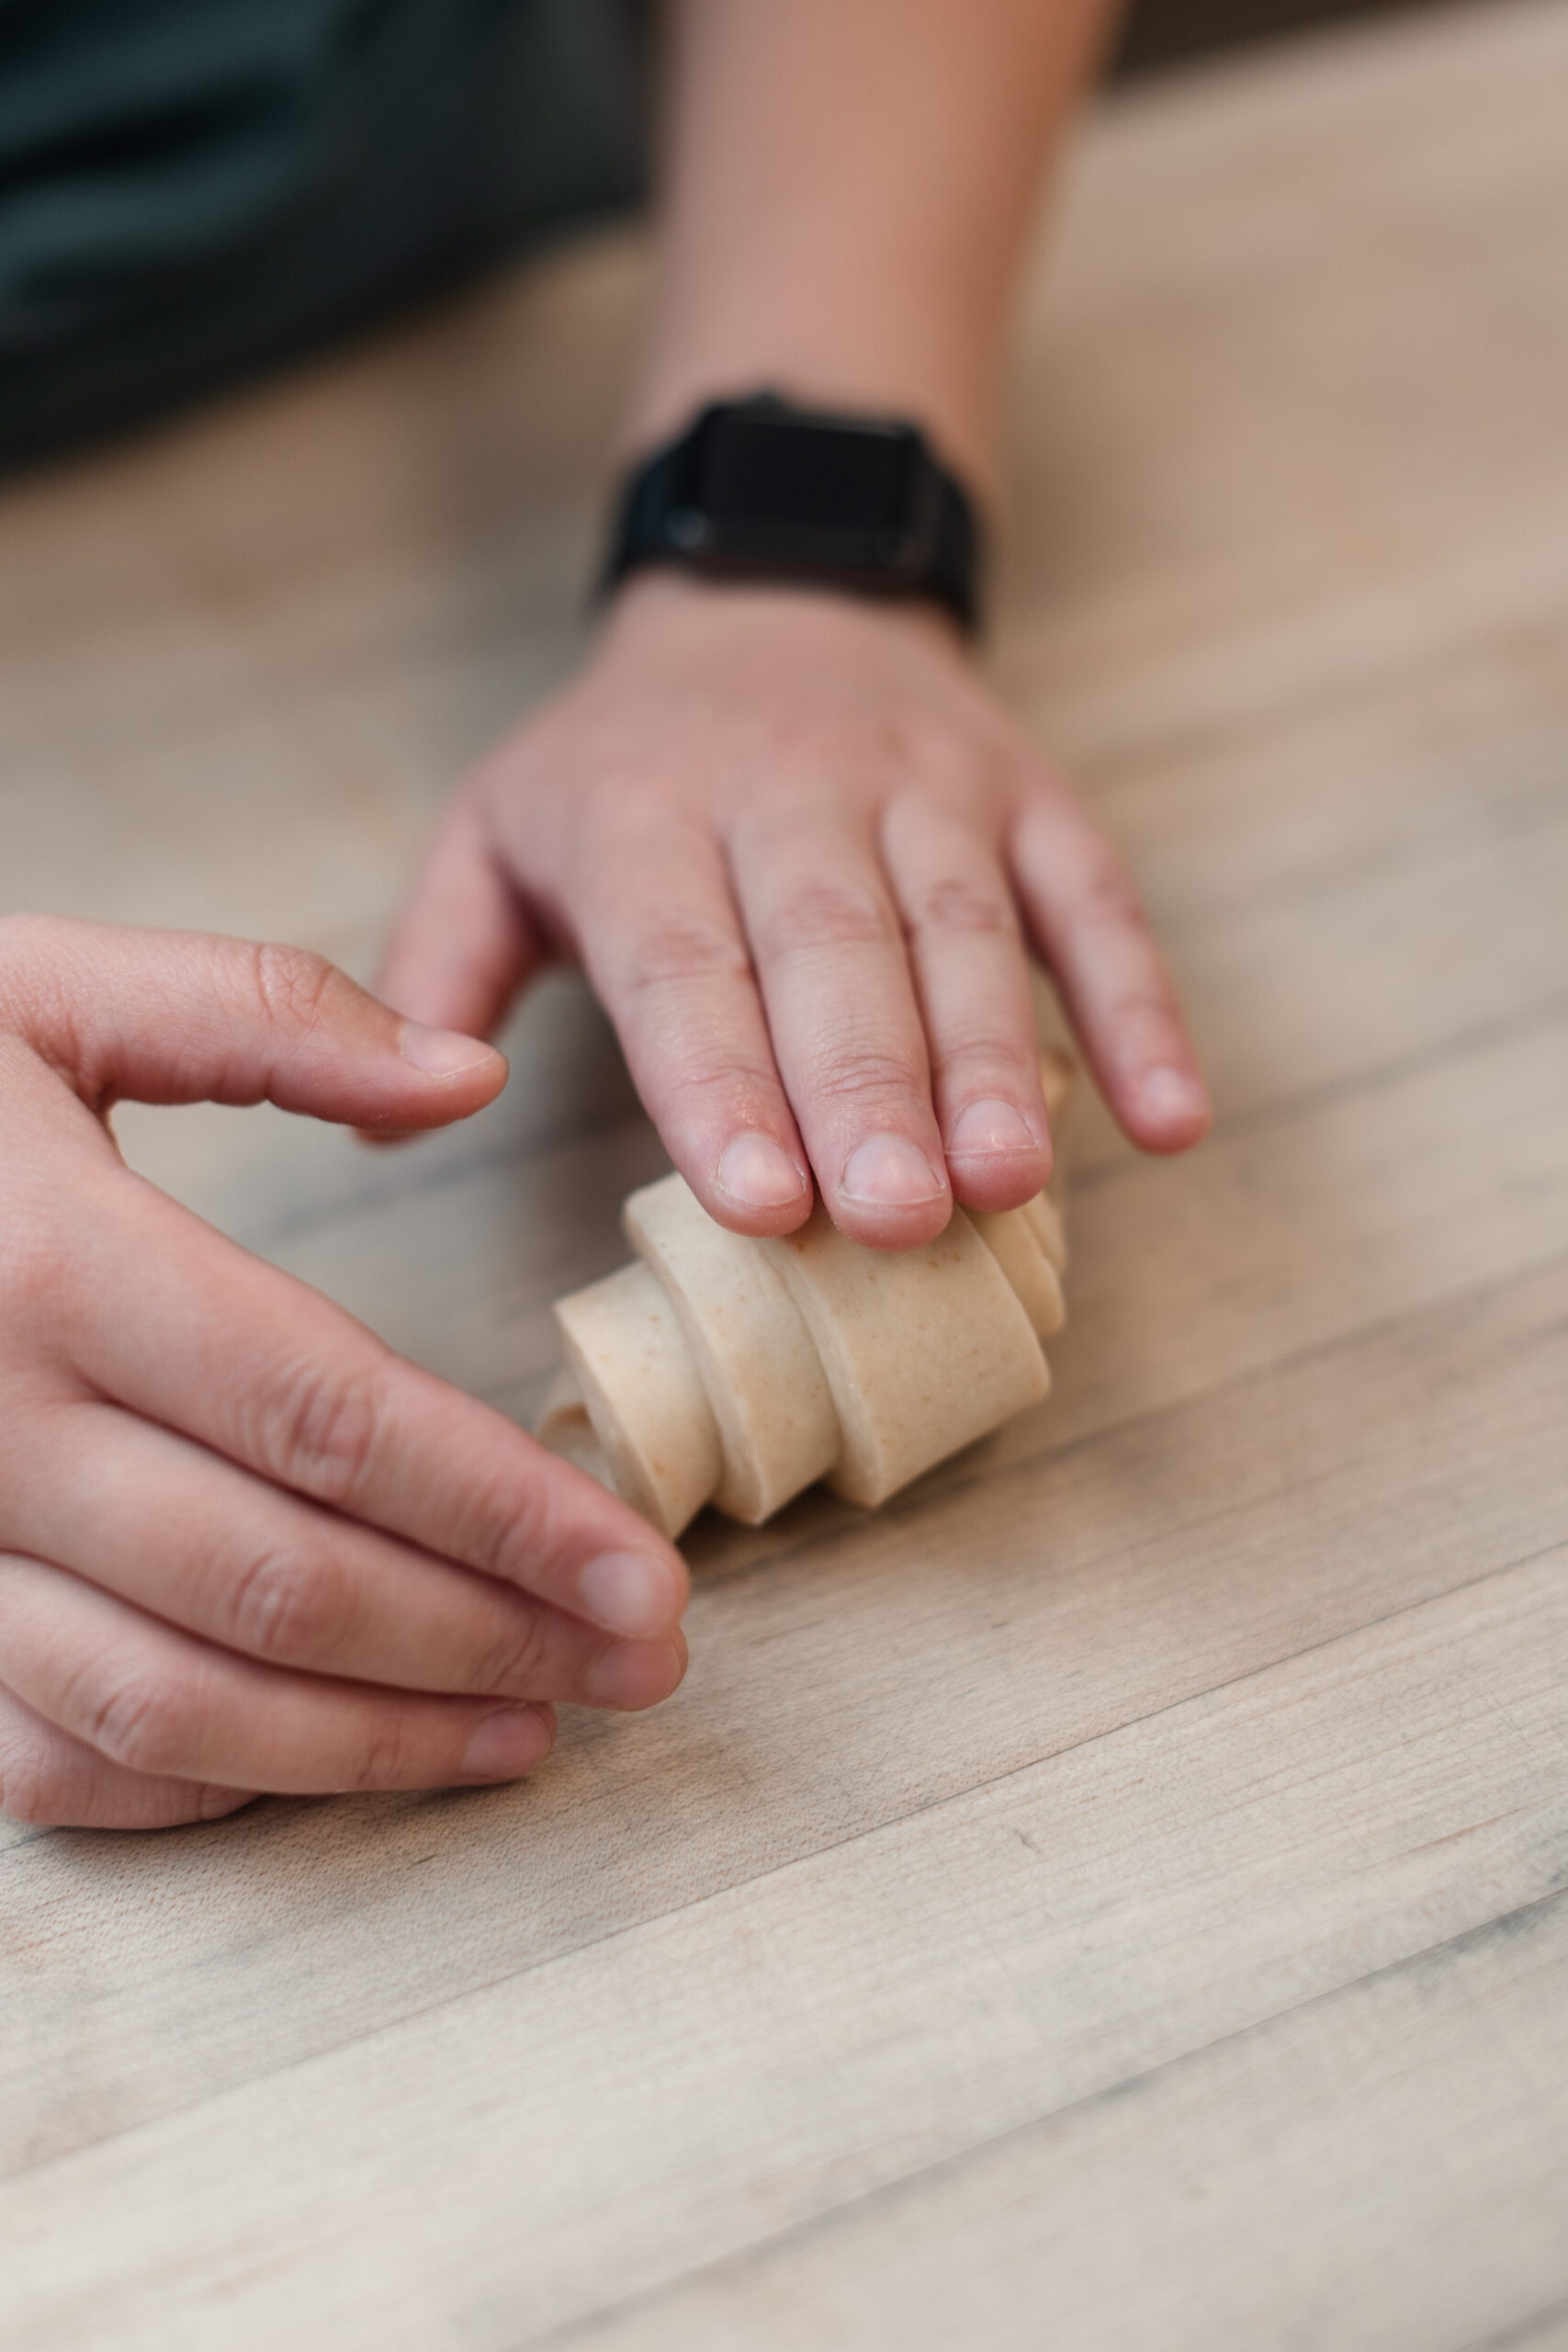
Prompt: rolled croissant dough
<box><xmin>539</xmin><ymin>1047</ymin><xmax>1075</xmax><ymax>1539</ymax></box>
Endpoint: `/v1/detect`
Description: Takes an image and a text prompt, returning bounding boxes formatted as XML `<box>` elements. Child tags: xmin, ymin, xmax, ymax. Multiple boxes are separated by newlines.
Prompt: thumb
<box><xmin>0</xmin><ymin>914</ymin><xmax>507</xmax><ymax>1133</ymax></box>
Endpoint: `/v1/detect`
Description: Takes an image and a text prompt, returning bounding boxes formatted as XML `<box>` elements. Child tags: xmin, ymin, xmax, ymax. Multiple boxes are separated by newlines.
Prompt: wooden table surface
<box><xmin>4</xmin><ymin>4</ymin><xmax>1567</xmax><ymax>2345</ymax></box>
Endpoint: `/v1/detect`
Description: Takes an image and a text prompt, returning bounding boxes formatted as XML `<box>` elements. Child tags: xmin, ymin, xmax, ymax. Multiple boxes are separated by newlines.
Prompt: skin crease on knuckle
<box><xmin>677</xmin><ymin>1070</ymin><xmax>801</xmax><ymax>1183</ymax></box>
<box><xmin>1077</xmin><ymin>869</ymin><xmax>1153</xmax><ymax>939</ymax></box>
<box><xmin>618</xmin><ymin>915</ymin><xmax>752</xmax><ymax>999</ymax></box>
<box><xmin>246</xmin><ymin>939</ymin><xmax>337</xmax><ymax>1043</ymax></box>
<box><xmin>461</xmin><ymin>1591</ymin><xmax>556</xmax><ymax>1700</ymax></box>
<box><xmin>795</xmin><ymin>1035</ymin><xmax>931</xmax><ymax>1124</ymax></box>
<box><xmin>0</xmin><ymin>1736</ymin><xmax>247</xmax><ymax>1829</ymax></box>
<box><xmin>754</xmin><ymin>876</ymin><xmax>894</xmax><ymax>967</ymax></box>
<box><xmin>221</xmin><ymin>1539</ymin><xmax>359</xmax><ymax>1670</ymax></box>
<box><xmin>82</xmin><ymin>1667</ymin><xmax>198</xmax><ymax>1781</ymax></box>
<box><xmin>0</xmin><ymin>1734</ymin><xmax>60</xmax><ymax>1826</ymax></box>
<box><xmin>0</xmin><ymin>1720</ymin><xmax>117</xmax><ymax>1830</ymax></box>
<box><xmin>0</xmin><ymin>1751</ymin><xmax>113</xmax><ymax>1831</ymax></box>
<box><xmin>906</xmin><ymin>873</ymin><xmax>1019</xmax><ymax>945</ymax></box>
<box><xmin>345</xmin><ymin>1712</ymin><xmax>428</xmax><ymax>1797</ymax></box>
<box><xmin>442</xmin><ymin>1450</ymin><xmax>588</xmax><ymax>1596</ymax></box>
<box><xmin>247</xmin><ymin>1352</ymin><xmax>387</xmax><ymax>1513</ymax></box>
<box><xmin>0</xmin><ymin>1193</ymin><xmax>85</xmax><ymax>1360</ymax></box>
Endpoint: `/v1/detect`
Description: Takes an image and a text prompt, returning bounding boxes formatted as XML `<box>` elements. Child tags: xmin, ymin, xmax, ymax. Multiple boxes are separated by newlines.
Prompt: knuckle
<box><xmin>347</xmin><ymin>1713</ymin><xmax>418</xmax><ymax>1793</ymax></box>
<box><xmin>0</xmin><ymin>1205</ymin><xmax>74</xmax><ymax>1340</ymax></box>
<box><xmin>621</xmin><ymin>919</ymin><xmax>750</xmax><ymax>994</ymax></box>
<box><xmin>661</xmin><ymin>1041</ymin><xmax>782</xmax><ymax>1121</ymax></box>
<box><xmin>248</xmin><ymin>940</ymin><xmax>336</xmax><ymax>1039</ymax></box>
<box><xmin>757</xmin><ymin>880</ymin><xmax>892</xmax><ymax>962</ymax></box>
<box><xmin>578</xmin><ymin>770</ymin><xmax>673</xmax><ymax>840</ymax></box>
<box><xmin>807</xmin><ymin>1037</ymin><xmax>926</xmax><ymax>1113</ymax></box>
<box><xmin>456</xmin><ymin>1464</ymin><xmax>561</xmax><ymax>1589</ymax></box>
<box><xmin>224</xmin><ymin>1541</ymin><xmax>353</xmax><ymax>1665</ymax></box>
<box><xmin>467</xmin><ymin>1602</ymin><xmax>551</xmax><ymax>1698</ymax></box>
<box><xmin>87</xmin><ymin>1671</ymin><xmax>190</xmax><ymax>1777</ymax></box>
<box><xmin>753</xmin><ymin>711</ymin><xmax>905</xmax><ymax>784</ymax></box>
<box><xmin>1078</xmin><ymin>863</ymin><xmax>1148</xmax><ymax>932</ymax></box>
<box><xmin>908</xmin><ymin>876</ymin><xmax>1018</xmax><ymax>942</ymax></box>
<box><xmin>0</xmin><ymin>1742</ymin><xmax>67</xmax><ymax>1827</ymax></box>
<box><xmin>254</xmin><ymin>1355</ymin><xmax>385</xmax><ymax>1508</ymax></box>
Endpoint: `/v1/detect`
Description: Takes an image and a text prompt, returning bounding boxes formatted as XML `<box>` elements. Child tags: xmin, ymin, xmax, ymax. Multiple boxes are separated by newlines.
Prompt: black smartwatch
<box><xmin>601</xmin><ymin>393</ymin><xmax>984</xmax><ymax>633</ymax></box>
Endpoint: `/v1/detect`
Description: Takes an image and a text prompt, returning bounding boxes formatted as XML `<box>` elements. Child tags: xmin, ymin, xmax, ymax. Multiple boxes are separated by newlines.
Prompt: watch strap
<box><xmin>602</xmin><ymin>396</ymin><xmax>984</xmax><ymax>633</ymax></box>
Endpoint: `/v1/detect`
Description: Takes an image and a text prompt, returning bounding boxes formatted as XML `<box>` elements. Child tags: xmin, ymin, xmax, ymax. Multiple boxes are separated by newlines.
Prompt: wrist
<box><xmin>602</xmin><ymin>573</ymin><xmax>974</xmax><ymax>679</ymax></box>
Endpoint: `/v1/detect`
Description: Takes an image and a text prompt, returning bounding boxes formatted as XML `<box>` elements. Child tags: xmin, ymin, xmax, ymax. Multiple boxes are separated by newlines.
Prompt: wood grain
<box><xmin>2</xmin><ymin>1</ymin><xmax>1566</xmax><ymax>2346</ymax></box>
<box><xmin>5</xmin><ymin>1546</ymin><xmax>1565</xmax><ymax>2349</ymax></box>
<box><xmin>5</xmin><ymin>1251</ymin><xmax>1564</xmax><ymax>2180</ymax></box>
<box><xmin>537</xmin><ymin>1887</ymin><xmax>1568</xmax><ymax>2352</ymax></box>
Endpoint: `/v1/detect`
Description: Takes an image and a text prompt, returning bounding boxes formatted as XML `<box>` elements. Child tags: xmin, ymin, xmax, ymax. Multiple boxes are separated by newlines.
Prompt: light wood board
<box><xmin>2</xmin><ymin>3</ymin><xmax>1566</xmax><ymax>2345</ymax></box>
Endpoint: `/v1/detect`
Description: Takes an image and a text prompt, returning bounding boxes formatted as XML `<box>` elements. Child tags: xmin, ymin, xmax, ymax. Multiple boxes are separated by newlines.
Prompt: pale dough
<box><xmin>539</xmin><ymin>1047</ymin><xmax>1076</xmax><ymax>1538</ymax></box>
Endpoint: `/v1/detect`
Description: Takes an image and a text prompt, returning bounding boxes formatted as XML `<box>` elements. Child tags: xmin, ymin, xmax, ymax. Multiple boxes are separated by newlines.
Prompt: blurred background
<box><xmin>1114</xmin><ymin>0</ymin><xmax>1438</xmax><ymax>73</ymax></box>
<box><xmin>0</xmin><ymin>0</ymin><xmax>1474</xmax><ymax>480</ymax></box>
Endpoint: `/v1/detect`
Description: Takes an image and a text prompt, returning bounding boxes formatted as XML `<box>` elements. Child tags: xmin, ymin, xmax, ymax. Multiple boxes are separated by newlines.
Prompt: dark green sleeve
<box><xmin>0</xmin><ymin>0</ymin><xmax>647</xmax><ymax>470</ymax></box>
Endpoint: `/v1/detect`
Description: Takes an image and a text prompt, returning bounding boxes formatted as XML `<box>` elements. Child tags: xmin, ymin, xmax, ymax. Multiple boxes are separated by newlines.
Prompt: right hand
<box><xmin>0</xmin><ymin>916</ymin><xmax>689</xmax><ymax>1833</ymax></box>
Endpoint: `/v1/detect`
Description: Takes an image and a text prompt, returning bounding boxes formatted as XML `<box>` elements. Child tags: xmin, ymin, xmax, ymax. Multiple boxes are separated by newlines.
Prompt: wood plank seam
<box><xmin>994</xmin><ymin>497</ymin><xmax>1568</xmax><ymax>778</ymax></box>
<box><xmin>2</xmin><ymin>6</ymin><xmax>1565</xmax><ymax>2337</ymax></box>
<box><xmin>682</xmin><ymin>1237</ymin><xmax>1568</xmax><ymax>1592</ymax></box>
<box><xmin>1077</xmin><ymin>673</ymin><xmax>1568</xmax><ymax>835</ymax></box>
<box><xmin>1457</xmin><ymin>2297</ymin><xmax>1568</xmax><ymax>2352</ymax></box>
<box><xmin>1068</xmin><ymin>983</ymin><xmax>1568</xmax><ymax>1197</ymax></box>
<box><xmin>6</xmin><ymin>1232</ymin><xmax>1567</xmax><ymax>1874</ymax></box>
<box><xmin>235</xmin><ymin>1094</ymin><xmax>640</xmax><ymax>1261</ymax></box>
<box><xmin>8</xmin><ymin>1527</ymin><xmax>1563</xmax><ymax>2184</ymax></box>
<box><xmin>525</xmin><ymin>1881</ymin><xmax>1568</xmax><ymax>2352</ymax></box>
<box><xmin>220</xmin><ymin>957</ymin><xmax>1568</xmax><ymax>1269</ymax></box>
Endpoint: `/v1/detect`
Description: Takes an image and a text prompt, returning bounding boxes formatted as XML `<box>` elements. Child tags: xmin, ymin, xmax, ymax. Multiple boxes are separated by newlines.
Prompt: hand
<box><xmin>0</xmin><ymin>918</ymin><xmax>688</xmax><ymax>1833</ymax></box>
<box><xmin>378</xmin><ymin>573</ymin><xmax>1210</xmax><ymax>1252</ymax></box>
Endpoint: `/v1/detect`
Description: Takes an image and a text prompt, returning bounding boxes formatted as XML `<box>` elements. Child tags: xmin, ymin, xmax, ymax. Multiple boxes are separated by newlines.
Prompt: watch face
<box><xmin>677</xmin><ymin>406</ymin><xmax>933</xmax><ymax>574</ymax></box>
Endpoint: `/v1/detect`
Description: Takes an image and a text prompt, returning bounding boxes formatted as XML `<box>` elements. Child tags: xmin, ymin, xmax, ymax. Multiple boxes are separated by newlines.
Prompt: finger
<box><xmin>572</xmin><ymin>808</ymin><xmax>813</xmax><ymax>1235</ymax></box>
<box><xmin>881</xmin><ymin>793</ymin><xmax>1052</xmax><ymax>1214</ymax></box>
<box><xmin>8</xmin><ymin>1400</ymin><xmax>685</xmax><ymax>1713</ymax></box>
<box><xmin>375</xmin><ymin>790</ymin><xmax>546</xmax><ymax>1040</ymax></box>
<box><xmin>0</xmin><ymin>913</ymin><xmax>507</xmax><ymax>1136</ymax></box>
<box><xmin>66</xmin><ymin>1179</ymin><xmax>691</xmax><ymax>1641</ymax></box>
<box><xmin>729</xmin><ymin>794</ymin><xmax>951</xmax><ymax>1249</ymax></box>
<box><xmin>0</xmin><ymin>1555</ymin><xmax>558</xmax><ymax>1797</ymax></box>
<box><xmin>0</xmin><ymin>1684</ymin><xmax>256</xmax><ymax>1833</ymax></box>
<box><xmin>1010</xmin><ymin>785</ymin><xmax>1211</xmax><ymax>1151</ymax></box>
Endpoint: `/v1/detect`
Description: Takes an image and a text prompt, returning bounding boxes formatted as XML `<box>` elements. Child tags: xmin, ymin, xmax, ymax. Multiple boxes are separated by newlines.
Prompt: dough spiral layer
<box><xmin>538</xmin><ymin>1050</ymin><xmax>1073</xmax><ymax>1539</ymax></box>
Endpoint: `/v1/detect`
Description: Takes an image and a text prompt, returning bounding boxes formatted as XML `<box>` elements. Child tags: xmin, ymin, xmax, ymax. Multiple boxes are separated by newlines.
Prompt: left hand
<box><xmin>377</xmin><ymin>571</ymin><xmax>1210</xmax><ymax>1252</ymax></box>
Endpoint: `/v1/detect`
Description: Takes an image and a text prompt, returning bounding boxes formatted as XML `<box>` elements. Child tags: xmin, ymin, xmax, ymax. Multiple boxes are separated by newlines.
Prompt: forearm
<box><xmin>621</xmin><ymin>0</ymin><xmax>1118</xmax><ymax>500</ymax></box>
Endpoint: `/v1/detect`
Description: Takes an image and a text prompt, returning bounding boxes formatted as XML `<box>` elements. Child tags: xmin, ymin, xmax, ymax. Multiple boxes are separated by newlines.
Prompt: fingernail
<box><xmin>947</xmin><ymin>1098</ymin><xmax>1040</xmax><ymax>1158</ymax></box>
<box><xmin>399</xmin><ymin>1020</ymin><xmax>501</xmax><ymax>1078</ymax></box>
<box><xmin>1139</xmin><ymin>1066</ymin><xmax>1210</xmax><ymax>1127</ymax></box>
<box><xmin>462</xmin><ymin>1705</ymin><xmax>551</xmax><ymax>1782</ymax></box>
<box><xmin>716</xmin><ymin>1132</ymin><xmax>809</xmax><ymax>1210</ymax></box>
<box><xmin>840</xmin><ymin>1134</ymin><xmax>945</xmax><ymax>1206</ymax></box>
<box><xmin>584</xmin><ymin>1635</ymin><xmax>686</xmax><ymax>1709</ymax></box>
<box><xmin>576</xmin><ymin>1549</ymin><xmax>678</xmax><ymax>1639</ymax></box>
